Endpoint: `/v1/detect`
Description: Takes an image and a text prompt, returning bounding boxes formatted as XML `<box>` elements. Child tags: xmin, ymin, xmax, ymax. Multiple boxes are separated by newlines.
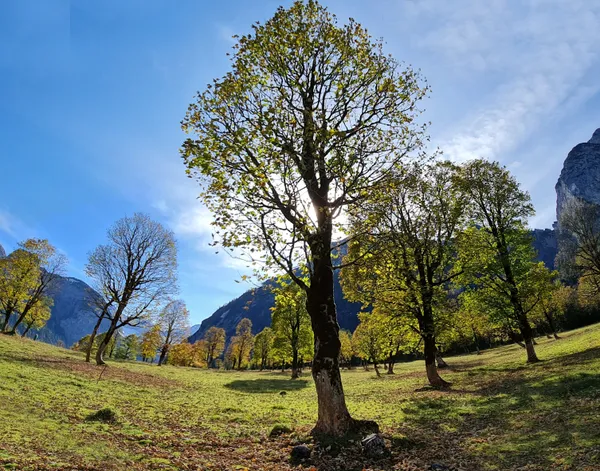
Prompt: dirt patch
<box><xmin>32</xmin><ymin>355</ymin><xmax>181</xmax><ymax>389</ymax></box>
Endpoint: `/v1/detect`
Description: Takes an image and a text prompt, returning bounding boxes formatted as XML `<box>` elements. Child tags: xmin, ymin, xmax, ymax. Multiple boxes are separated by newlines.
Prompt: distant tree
<box><xmin>140</xmin><ymin>324</ymin><xmax>162</xmax><ymax>362</ymax></box>
<box><xmin>557</xmin><ymin>198</ymin><xmax>600</xmax><ymax>290</ymax></box>
<box><xmin>527</xmin><ymin>264</ymin><xmax>563</xmax><ymax>339</ymax></box>
<box><xmin>190</xmin><ymin>340</ymin><xmax>208</xmax><ymax>367</ymax></box>
<box><xmin>180</xmin><ymin>0</ymin><xmax>428</xmax><ymax>436</ymax></box>
<box><xmin>338</xmin><ymin>330</ymin><xmax>355</xmax><ymax>369</ymax></box>
<box><xmin>342</xmin><ymin>162</ymin><xmax>467</xmax><ymax>387</ymax></box>
<box><xmin>169</xmin><ymin>342</ymin><xmax>194</xmax><ymax>366</ymax></box>
<box><xmin>253</xmin><ymin>327</ymin><xmax>274</xmax><ymax>370</ymax></box>
<box><xmin>0</xmin><ymin>248</ymin><xmax>40</xmax><ymax>332</ymax></box>
<box><xmin>457</xmin><ymin>160</ymin><xmax>540</xmax><ymax>363</ymax></box>
<box><xmin>271</xmin><ymin>281</ymin><xmax>313</xmax><ymax>379</ymax></box>
<box><xmin>203</xmin><ymin>326</ymin><xmax>226</xmax><ymax>367</ymax></box>
<box><xmin>157</xmin><ymin>300</ymin><xmax>190</xmax><ymax>366</ymax></box>
<box><xmin>352</xmin><ymin>313</ymin><xmax>386</xmax><ymax>377</ymax></box>
<box><xmin>230</xmin><ymin>318</ymin><xmax>254</xmax><ymax>370</ymax></box>
<box><xmin>224</xmin><ymin>341</ymin><xmax>240</xmax><ymax>370</ymax></box>
<box><xmin>7</xmin><ymin>239</ymin><xmax>67</xmax><ymax>334</ymax></box>
<box><xmin>21</xmin><ymin>296</ymin><xmax>53</xmax><ymax>337</ymax></box>
<box><xmin>115</xmin><ymin>334</ymin><xmax>140</xmax><ymax>360</ymax></box>
<box><xmin>72</xmin><ymin>334</ymin><xmax>93</xmax><ymax>352</ymax></box>
<box><xmin>374</xmin><ymin>306</ymin><xmax>417</xmax><ymax>374</ymax></box>
<box><xmin>451</xmin><ymin>297</ymin><xmax>499</xmax><ymax>354</ymax></box>
<box><xmin>85</xmin><ymin>213</ymin><xmax>178</xmax><ymax>365</ymax></box>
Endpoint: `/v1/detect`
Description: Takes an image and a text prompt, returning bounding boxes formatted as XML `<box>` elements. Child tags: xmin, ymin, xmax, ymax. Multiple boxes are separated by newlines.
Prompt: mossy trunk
<box><xmin>86</xmin><ymin>313</ymin><xmax>106</xmax><ymax>363</ymax></box>
<box><xmin>420</xmin><ymin>296</ymin><xmax>450</xmax><ymax>388</ymax></box>
<box><xmin>307</xmin><ymin>239</ymin><xmax>377</xmax><ymax>437</ymax></box>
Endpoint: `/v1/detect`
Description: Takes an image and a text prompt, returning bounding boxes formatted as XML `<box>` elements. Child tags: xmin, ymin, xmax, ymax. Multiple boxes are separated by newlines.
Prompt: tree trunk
<box><xmin>291</xmin><ymin>345</ymin><xmax>299</xmax><ymax>379</ymax></box>
<box><xmin>158</xmin><ymin>345</ymin><xmax>168</xmax><ymax>366</ymax></box>
<box><xmin>436</xmin><ymin>349</ymin><xmax>449</xmax><ymax>369</ymax></box>
<box><xmin>2</xmin><ymin>307</ymin><xmax>14</xmax><ymax>332</ymax></box>
<box><xmin>96</xmin><ymin>316</ymin><xmax>119</xmax><ymax>365</ymax></box>
<box><xmin>519</xmin><ymin>314</ymin><xmax>540</xmax><ymax>363</ymax></box>
<box><xmin>8</xmin><ymin>306</ymin><xmax>31</xmax><ymax>334</ymax></box>
<box><xmin>21</xmin><ymin>323</ymin><xmax>33</xmax><ymax>337</ymax></box>
<box><xmin>419</xmin><ymin>296</ymin><xmax>450</xmax><ymax>388</ymax></box>
<box><xmin>386</xmin><ymin>355</ymin><xmax>395</xmax><ymax>375</ymax></box>
<box><xmin>306</xmin><ymin>239</ymin><xmax>377</xmax><ymax>437</ymax></box>
<box><xmin>86</xmin><ymin>312</ymin><xmax>106</xmax><ymax>363</ymax></box>
<box><xmin>373</xmin><ymin>359</ymin><xmax>381</xmax><ymax>377</ymax></box>
<box><xmin>95</xmin><ymin>330</ymin><xmax>113</xmax><ymax>365</ymax></box>
<box><xmin>544</xmin><ymin>311</ymin><xmax>560</xmax><ymax>339</ymax></box>
<box><xmin>472</xmin><ymin>329</ymin><xmax>481</xmax><ymax>354</ymax></box>
<box><xmin>423</xmin><ymin>333</ymin><xmax>450</xmax><ymax>387</ymax></box>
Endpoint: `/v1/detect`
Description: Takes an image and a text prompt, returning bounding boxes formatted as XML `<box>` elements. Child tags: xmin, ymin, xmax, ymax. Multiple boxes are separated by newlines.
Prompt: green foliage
<box><xmin>140</xmin><ymin>324</ymin><xmax>162</xmax><ymax>361</ymax></box>
<box><xmin>180</xmin><ymin>0</ymin><xmax>428</xmax><ymax>283</ymax></box>
<box><xmin>0</xmin><ymin>248</ymin><xmax>41</xmax><ymax>330</ymax></box>
<box><xmin>227</xmin><ymin>318</ymin><xmax>254</xmax><ymax>369</ymax></box>
<box><xmin>352</xmin><ymin>313</ymin><xmax>386</xmax><ymax>365</ymax></box>
<box><xmin>203</xmin><ymin>326</ymin><xmax>226</xmax><ymax>367</ymax></box>
<box><xmin>115</xmin><ymin>334</ymin><xmax>140</xmax><ymax>360</ymax></box>
<box><xmin>338</xmin><ymin>329</ymin><xmax>355</xmax><ymax>366</ymax></box>
<box><xmin>270</xmin><ymin>280</ymin><xmax>313</xmax><ymax>370</ymax></box>
<box><xmin>21</xmin><ymin>296</ymin><xmax>53</xmax><ymax>335</ymax></box>
<box><xmin>456</xmin><ymin>159</ymin><xmax>542</xmax><ymax>361</ymax></box>
<box><xmin>342</xmin><ymin>161</ymin><xmax>467</xmax><ymax>380</ymax></box>
<box><xmin>253</xmin><ymin>327</ymin><xmax>274</xmax><ymax>369</ymax></box>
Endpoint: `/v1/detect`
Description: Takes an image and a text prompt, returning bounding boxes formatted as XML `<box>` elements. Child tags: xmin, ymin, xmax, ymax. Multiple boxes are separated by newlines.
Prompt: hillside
<box><xmin>189</xmin><ymin>270</ymin><xmax>363</xmax><ymax>343</ymax></box>
<box><xmin>1</xmin><ymin>323</ymin><xmax>599</xmax><ymax>470</ymax></box>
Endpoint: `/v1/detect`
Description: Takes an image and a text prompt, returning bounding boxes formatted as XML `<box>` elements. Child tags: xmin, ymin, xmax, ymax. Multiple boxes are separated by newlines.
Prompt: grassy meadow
<box><xmin>0</xmin><ymin>324</ymin><xmax>599</xmax><ymax>471</ymax></box>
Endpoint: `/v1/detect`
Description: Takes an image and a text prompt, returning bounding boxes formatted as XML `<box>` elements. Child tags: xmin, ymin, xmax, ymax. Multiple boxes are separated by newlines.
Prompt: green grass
<box><xmin>0</xmin><ymin>325</ymin><xmax>599</xmax><ymax>470</ymax></box>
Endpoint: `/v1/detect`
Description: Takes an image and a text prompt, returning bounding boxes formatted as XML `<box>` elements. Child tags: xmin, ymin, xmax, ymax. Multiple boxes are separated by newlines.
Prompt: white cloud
<box><xmin>216</xmin><ymin>24</ymin><xmax>238</xmax><ymax>46</ymax></box>
<box><xmin>408</xmin><ymin>0</ymin><xmax>600</xmax><ymax>164</ymax></box>
<box><xmin>0</xmin><ymin>209</ymin><xmax>18</xmax><ymax>238</ymax></box>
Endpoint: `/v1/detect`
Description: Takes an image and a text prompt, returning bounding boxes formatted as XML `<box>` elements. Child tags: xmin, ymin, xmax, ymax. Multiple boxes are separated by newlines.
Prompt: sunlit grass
<box><xmin>0</xmin><ymin>324</ymin><xmax>599</xmax><ymax>470</ymax></box>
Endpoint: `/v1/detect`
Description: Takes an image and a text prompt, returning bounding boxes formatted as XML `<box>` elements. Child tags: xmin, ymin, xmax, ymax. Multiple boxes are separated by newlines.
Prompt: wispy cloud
<box><xmin>216</xmin><ymin>24</ymin><xmax>238</xmax><ymax>46</ymax></box>
<box><xmin>0</xmin><ymin>209</ymin><xmax>19</xmax><ymax>238</ymax></box>
<box><xmin>407</xmin><ymin>0</ymin><xmax>600</xmax><ymax>163</ymax></box>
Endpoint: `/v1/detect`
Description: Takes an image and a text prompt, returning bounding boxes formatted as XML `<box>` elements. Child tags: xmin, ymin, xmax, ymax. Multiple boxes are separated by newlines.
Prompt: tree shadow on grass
<box><xmin>224</xmin><ymin>378</ymin><xmax>309</xmax><ymax>393</ymax></box>
<box><xmin>400</xmin><ymin>346</ymin><xmax>600</xmax><ymax>470</ymax></box>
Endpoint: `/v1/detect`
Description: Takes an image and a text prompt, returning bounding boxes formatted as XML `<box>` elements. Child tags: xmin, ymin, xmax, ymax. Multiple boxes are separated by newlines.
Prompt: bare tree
<box><xmin>558</xmin><ymin>197</ymin><xmax>600</xmax><ymax>293</ymax></box>
<box><xmin>157</xmin><ymin>299</ymin><xmax>190</xmax><ymax>366</ymax></box>
<box><xmin>85</xmin><ymin>213</ymin><xmax>178</xmax><ymax>365</ymax></box>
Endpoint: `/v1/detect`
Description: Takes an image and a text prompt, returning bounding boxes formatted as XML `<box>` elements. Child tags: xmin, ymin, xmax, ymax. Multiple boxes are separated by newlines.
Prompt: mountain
<box><xmin>39</xmin><ymin>276</ymin><xmax>108</xmax><ymax>347</ymax></box>
<box><xmin>189</xmin><ymin>270</ymin><xmax>363</xmax><ymax>343</ymax></box>
<box><xmin>531</xmin><ymin>228</ymin><xmax>557</xmax><ymax>270</ymax></box>
<box><xmin>556</xmin><ymin>128</ymin><xmax>600</xmax><ymax>223</ymax></box>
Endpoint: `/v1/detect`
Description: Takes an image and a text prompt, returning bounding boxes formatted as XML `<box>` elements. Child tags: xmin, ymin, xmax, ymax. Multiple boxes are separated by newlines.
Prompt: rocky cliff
<box><xmin>556</xmin><ymin>128</ymin><xmax>600</xmax><ymax>223</ymax></box>
<box><xmin>42</xmin><ymin>276</ymin><xmax>108</xmax><ymax>347</ymax></box>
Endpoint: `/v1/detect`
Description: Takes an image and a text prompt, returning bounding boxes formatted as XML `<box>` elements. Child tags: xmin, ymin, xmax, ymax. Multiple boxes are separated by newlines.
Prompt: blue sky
<box><xmin>1</xmin><ymin>0</ymin><xmax>599</xmax><ymax>325</ymax></box>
